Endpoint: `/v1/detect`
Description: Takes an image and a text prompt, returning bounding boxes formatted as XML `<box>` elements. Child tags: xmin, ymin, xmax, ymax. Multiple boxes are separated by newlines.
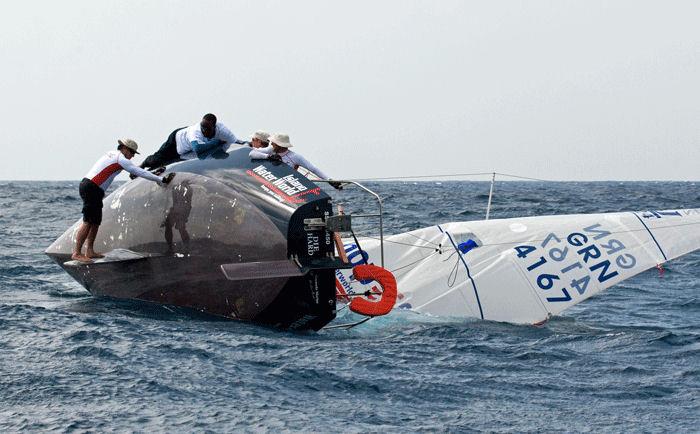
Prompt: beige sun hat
<box><xmin>250</xmin><ymin>130</ymin><xmax>270</xmax><ymax>141</ymax></box>
<box><xmin>269</xmin><ymin>133</ymin><xmax>293</xmax><ymax>148</ymax></box>
<box><xmin>118</xmin><ymin>138</ymin><xmax>140</xmax><ymax>154</ymax></box>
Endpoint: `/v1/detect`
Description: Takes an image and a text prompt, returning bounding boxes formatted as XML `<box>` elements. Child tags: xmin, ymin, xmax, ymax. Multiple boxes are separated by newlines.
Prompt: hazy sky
<box><xmin>1</xmin><ymin>1</ymin><xmax>698</xmax><ymax>181</ymax></box>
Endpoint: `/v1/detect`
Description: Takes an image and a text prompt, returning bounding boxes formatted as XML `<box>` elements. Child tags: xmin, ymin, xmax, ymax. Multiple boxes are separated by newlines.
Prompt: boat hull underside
<box><xmin>49</xmin><ymin>254</ymin><xmax>336</xmax><ymax>330</ymax></box>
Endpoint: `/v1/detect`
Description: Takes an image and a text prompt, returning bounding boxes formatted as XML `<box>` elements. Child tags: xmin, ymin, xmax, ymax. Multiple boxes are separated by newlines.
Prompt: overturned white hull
<box><xmin>337</xmin><ymin>209</ymin><xmax>700</xmax><ymax>324</ymax></box>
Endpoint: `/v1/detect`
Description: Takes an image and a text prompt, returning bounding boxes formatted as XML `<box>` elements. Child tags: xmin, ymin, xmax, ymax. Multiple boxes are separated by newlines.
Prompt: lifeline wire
<box><xmin>348</xmin><ymin>171</ymin><xmax>552</xmax><ymax>183</ymax></box>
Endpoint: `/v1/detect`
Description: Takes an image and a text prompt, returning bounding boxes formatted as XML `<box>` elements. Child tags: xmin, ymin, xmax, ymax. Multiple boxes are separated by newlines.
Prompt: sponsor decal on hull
<box><xmin>246</xmin><ymin>165</ymin><xmax>321</xmax><ymax>204</ymax></box>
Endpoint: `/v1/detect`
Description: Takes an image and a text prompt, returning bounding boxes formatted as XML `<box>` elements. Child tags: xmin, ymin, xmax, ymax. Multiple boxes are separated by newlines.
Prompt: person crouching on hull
<box><xmin>72</xmin><ymin>139</ymin><xmax>174</xmax><ymax>262</ymax></box>
<box><xmin>249</xmin><ymin>130</ymin><xmax>270</xmax><ymax>148</ymax></box>
<box><xmin>249</xmin><ymin>133</ymin><xmax>342</xmax><ymax>190</ymax></box>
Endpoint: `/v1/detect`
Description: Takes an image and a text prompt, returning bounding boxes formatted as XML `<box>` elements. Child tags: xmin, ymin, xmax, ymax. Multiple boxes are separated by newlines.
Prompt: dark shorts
<box><xmin>79</xmin><ymin>178</ymin><xmax>105</xmax><ymax>225</ymax></box>
<box><xmin>142</xmin><ymin>127</ymin><xmax>186</xmax><ymax>170</ymax></box>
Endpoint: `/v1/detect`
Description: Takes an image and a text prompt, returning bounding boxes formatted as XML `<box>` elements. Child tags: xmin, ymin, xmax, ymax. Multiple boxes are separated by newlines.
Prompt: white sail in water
<box><xmin>336</xmin><ymin>208</ymin><xmax>700</xmax><ymax>324</ymax></box>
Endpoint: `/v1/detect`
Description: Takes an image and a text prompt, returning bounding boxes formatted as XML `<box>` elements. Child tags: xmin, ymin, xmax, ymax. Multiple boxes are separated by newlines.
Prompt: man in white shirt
<box><xmin>73</xmin><ymin>139</ymin><xmax>174</xmax><ymax>263</ymax></box>
<box><xmin>249</xmin><ymin>133</ymin><xmax>342</xmax><ymax>189</ymax></box>
<box><xmin>141</xmin><ymin>113</ymin><xmax>239</xmax><ymax>170</ymax></box>
<box><xmin>249</xmin><ymin>130</ymin><xmax>270</xmax><ymax>148</ymax></box>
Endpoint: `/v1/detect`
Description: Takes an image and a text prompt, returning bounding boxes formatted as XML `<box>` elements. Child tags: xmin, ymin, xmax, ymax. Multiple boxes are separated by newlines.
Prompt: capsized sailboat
<box><xmin>335</xmin><ymin>208</ymin><xmax>700</xmax><ymax>324</ymax></box>
<box><xmin>46</xmin><ymin>148</ymin><xmax>361</xmax><ymax>331</ymax></box>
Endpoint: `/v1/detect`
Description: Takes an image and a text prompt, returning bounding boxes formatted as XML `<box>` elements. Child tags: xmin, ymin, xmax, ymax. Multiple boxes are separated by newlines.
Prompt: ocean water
<box><xmin>1</xmin><ymin>180</ymin><xmax>699</xmax><ymax>432</ymax></box>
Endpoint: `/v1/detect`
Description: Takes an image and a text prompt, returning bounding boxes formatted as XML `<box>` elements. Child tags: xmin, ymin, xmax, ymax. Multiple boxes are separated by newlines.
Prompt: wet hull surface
<box><xmin>46</xmin><ymin>147</ymin><xmax>342</xmax><ymax>330</ymax></box>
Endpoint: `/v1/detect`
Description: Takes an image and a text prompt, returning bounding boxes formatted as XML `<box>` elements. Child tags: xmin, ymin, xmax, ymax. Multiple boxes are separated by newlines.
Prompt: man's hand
<box><xmin>268</xmin><ymin>153</ymin><xmax>282</xmax><ymax>163</ymax></box>
<box><xmin>162</xmin><ymin>173</ymin><xmax>176</xmax><ymax>185</ymax></box>
<box><xmin>329</xmin><ymin>181</ymin><xmax>343</xmax><ymax>190</ymax></box>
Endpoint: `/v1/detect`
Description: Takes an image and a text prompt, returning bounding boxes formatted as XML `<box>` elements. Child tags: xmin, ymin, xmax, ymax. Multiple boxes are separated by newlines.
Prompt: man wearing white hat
<box><xmin>72</xmin><ymin>139</ymin><xmax>174</xmax><ymax>263</ymax></box>
<box><xmin>249</xmin><ymin>130</ymin><xmax>270</xmax><ymax>149</ymax></box>
<box><xmin>249</xmin><ymin>133</ymin><xmax>342</xmax><ymax>189</ymax></box>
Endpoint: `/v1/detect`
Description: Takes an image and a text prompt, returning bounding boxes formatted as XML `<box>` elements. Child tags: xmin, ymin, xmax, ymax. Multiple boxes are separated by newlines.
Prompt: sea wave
<box><xmin>1</xmin><ymin>180</ymin><xmax>698</xmax><ymax>431</ymax></box>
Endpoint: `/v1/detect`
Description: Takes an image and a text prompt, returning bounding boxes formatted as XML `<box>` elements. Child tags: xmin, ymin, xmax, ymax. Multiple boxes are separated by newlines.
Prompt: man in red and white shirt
<box><xmin>72</xmin><ymin>139</ymin><xmax>174</xmax><ymax>262</ymax></box>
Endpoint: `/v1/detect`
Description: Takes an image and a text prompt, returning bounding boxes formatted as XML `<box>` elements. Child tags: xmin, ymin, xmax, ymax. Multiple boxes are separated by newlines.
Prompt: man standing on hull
<box><xmin>73</xmin><ymin>139</ymin><xmax>174</xmax><ymax>262</ymax></box>
<box><xmin>141</xmin><ymin>113</ymin><xmax>239</xmax><ymax>170</ymax></box>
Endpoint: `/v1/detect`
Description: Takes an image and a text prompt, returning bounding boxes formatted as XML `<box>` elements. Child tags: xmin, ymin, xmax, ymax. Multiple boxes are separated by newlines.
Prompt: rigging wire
<box><xmin>347</xmin><ymin>171</ymin><xmax>552</xmax><ymax>183</ymax></box>
<box><xmin>350</xmin><ymin>229</ymin><xmax>370</xmax><ymax>265</ymax></box>
<box><xmin>390</xmin><ymin>250</ymin><xmax>441</xmax><ymax>275</ymax></box>
<box><xmin>352</xmin><ymin>234</ymin><xmax>439</xmax><ymax>250</ymax></box>
<box><xmin>404</xmin><ymin>231</ymin><xmax>441</xmax><ymax>248</ymax></box>
<box><xmin>323</xmin><ymin>317</ymin><xmax>371</xmax><ymax>330</ymax></box>
<box><xmin>446</xmin><ymin>255</ymin><xmax>460</xmax><ymax>288</ymax></box>
<box><xmin>495</xmin><ymin>172</ymin><xmax>552</xmax><ymax>182</ymax></box>
<box><xmin>349</xmin><ymin>172</ymin><xmax>494</xmax><ymax>181</ymax></box>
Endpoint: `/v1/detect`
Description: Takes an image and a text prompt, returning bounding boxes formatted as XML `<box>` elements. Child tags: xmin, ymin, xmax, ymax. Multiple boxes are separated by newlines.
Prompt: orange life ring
<box><xmin>349</xmin><ymin>264</ymin><xmax>397</xmax><ymax>317</ymax></box>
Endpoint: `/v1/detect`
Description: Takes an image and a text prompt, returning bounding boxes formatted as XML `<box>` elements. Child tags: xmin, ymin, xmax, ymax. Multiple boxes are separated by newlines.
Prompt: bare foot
<box><xmin>71</xmin><ymin>253</ymin><xmax>92</xmax><ymax>263</ymax></box>
<box><xmin>86</xmin><ymin>251</ymin><xmax>105</xmax><ymax>259</ymax></box>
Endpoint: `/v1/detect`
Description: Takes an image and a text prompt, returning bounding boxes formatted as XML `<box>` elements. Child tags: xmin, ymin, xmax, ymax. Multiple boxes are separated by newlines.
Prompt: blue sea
<box><xmin>1</xmin><ymin>180</ymin><xmax>699</xmax><ymax>432</ymax></box>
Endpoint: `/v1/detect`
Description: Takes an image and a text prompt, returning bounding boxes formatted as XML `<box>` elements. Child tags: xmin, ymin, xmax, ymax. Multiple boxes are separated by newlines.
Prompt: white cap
<box><xmin>250</xmin><ymin>130</ymin><xmax>270</xmax><ymax>141</ymax></box>
<box><xmin>118</xmin><ymin>139</ymin><xmax>140</xmax><ymax>154</ymax></box>
<box><xmin>269</xmin><ymin>133</ymin><xmax>293</xmax><ymax>148</ymax></box>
